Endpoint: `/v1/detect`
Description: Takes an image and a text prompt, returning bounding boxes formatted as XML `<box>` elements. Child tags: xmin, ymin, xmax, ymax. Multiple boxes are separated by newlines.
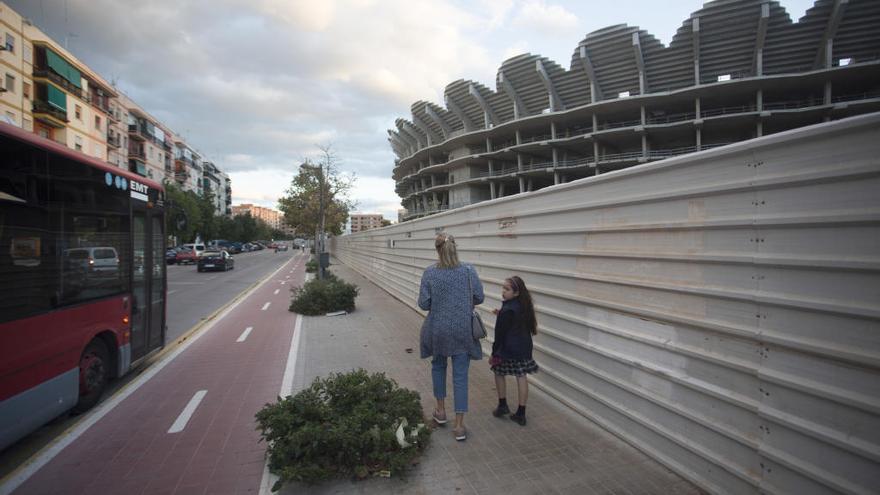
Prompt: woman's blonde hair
<box><xmin>434</xmin><ymin>232</ymin><xmax>460</xmax><ymax>269</ymax></box>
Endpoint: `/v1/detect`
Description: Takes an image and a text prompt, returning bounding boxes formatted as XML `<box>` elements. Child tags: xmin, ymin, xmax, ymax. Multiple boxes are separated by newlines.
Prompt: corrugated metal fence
<box><xmin>330</xmin><ymin>113</ymin><xmax>880</xmax><ymax>495</ymax></box>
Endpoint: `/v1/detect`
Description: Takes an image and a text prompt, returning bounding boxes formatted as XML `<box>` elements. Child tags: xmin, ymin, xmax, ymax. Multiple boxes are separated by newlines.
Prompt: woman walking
<box><xmin>418</xmin><ymin>232</ymin><xmax>484</xmax><ymax>441</ymax></box>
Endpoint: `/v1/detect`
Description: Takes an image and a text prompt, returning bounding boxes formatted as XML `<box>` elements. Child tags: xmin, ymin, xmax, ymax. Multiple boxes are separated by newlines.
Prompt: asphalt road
<box><xmin>0</xmin><ymin>246</ymin><xmax>298</xmax><ymax>482</ymax></box>
<box><xmin>166</xmin><ymin>247</ymin><xmax>297</xmax><ymax>343</ymax></box>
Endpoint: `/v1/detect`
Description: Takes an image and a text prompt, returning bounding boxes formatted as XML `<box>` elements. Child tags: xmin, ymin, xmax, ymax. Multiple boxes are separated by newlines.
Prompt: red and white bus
<box><xmin>0</xmin><ymin>122</ymin><xmax>167</xmax><ymax>450</ymax></box>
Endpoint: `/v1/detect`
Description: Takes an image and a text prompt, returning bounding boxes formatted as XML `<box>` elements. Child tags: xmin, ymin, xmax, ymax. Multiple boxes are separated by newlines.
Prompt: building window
<box><xmin>22</xmin><ymin>82</ymin><xmax>30</xmax><ymax>99</ymax></box>
<box><xmin>4</xmin><ymin>74</ymin><xmax>14</xmax><ymax>93</ymax></box>
<box><xmin>5</xmin><ymin>33</ymin><xmax>14</xmax><ymax>53</ymax></box>
<box><xmin>75</xmin><ymin>105</ymin><xmax>82</xmax><ymax>120</ymax></box>
<box><xmin>23</xmin><ymin>117</ymin><xmax>31</xmax><ymax>130</ymax></box>
<box><xmin>95</xmin><ymin>115</ymin><xmax>101</xmax><ymax>129</ymax></box>
<box><xmin>5</xmin><ymin>111</ymin><xmax>15</xmax><ymax>124</ymax></box>
<box><xmin>22</xmin><ymin>44</ymin><xmax>31</xmax><ymax>63</ymax></box>
<box><xmin>74</xmin><ymin>135</ymin><xmax>83</xmax><ymax>151</ymax></box>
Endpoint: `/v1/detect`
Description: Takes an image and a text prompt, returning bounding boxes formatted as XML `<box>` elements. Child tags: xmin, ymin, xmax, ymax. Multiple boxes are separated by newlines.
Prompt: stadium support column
<box><xmin>692</xmin><ymin>16</ymin><xmax>701</xmax><ymax>85</ymax></box>
<box><xmin>757</xmin><ymin>89</ymin><xmax>764</xmax><ymax>137</ymax></box>
<box><xmin>695</xmin><ymin>97</ymin><xmax>702</xmax><ymax>151</ymax></box>
<box><xmin>519</xmin><ymin>177</ymin><xmax>525</xmax><ymax>193</ymax></box>
<box><xmin>640</xmin><ymin>106</ymin><xmax>647</xmax><ymax>159</ymax></box>
<box><xmin>592</xmin><ymin>114</ymin><xmax>600</xmax><ymax>176</ymax></box>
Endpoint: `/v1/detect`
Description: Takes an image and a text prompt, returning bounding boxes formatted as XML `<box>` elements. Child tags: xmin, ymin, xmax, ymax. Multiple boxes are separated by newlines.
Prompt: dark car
<box><xmin>197</xmin><ymin>250</ymin><xmax>234</xmax><ymax>272</ymax></box>
<box><xmin>166</xmin><ymin>248</ymin><xmax>178</xmax><ymax>264</ymax></box>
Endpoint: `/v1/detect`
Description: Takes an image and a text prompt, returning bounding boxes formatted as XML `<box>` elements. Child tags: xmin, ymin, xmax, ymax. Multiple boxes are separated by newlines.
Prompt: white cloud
<box><xmin>511</xmin><ymin>1</ymin><xmax>579</xmax><ymax>35</ymax></box>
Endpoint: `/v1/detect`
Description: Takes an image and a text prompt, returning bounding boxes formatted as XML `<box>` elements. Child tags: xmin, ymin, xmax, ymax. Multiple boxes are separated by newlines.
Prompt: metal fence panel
<box><xmin>331</xmin><ymin>113</ymin><xmax>880</xmax><ymax>495</ymax></box>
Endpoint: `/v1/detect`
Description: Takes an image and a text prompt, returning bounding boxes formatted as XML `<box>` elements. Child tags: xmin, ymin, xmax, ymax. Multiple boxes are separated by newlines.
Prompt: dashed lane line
<box><xmin>261</xmin><ymin>302</ymin><xmax>271</xmax><ymax>311</ymax></box>
<box><xmin>274</xmin><ymin>289</ymin><xmax>280</xmax><ymax>295</ymax></box>
<box><xmin>167</xmin><ymin>390</ymin><xmax>207</xmax><ymax>434</ymax></box>
<box><xmin>236</xmin><ymin>327</ymin><xmax>254</xmax><ymax>343</ymax></box>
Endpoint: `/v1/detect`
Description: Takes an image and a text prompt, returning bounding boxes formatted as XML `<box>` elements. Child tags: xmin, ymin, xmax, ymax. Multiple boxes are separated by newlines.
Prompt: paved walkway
<box><xmin>281</xmin><ymin>260</ymin><xmax>702</xmax><ymax>495</ymax></box>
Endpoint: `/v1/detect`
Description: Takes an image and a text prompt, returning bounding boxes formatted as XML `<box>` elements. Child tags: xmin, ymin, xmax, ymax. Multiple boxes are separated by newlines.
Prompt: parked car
<box><xmin>175</xmin><ymin>248</ymin><xmax>199</xmax><ymax>265</ymax></box>
<box><xmin>166</xmin><ymin>248</ymin><xmax>179</xmax><ymax>265</ymax></box>
<box><xmin>64</xmin><ymin>247</ymin><xmax>120</xmax><ymax>277</ymax></box>
<box><xmin>197</xmin><ymin>250</ymin><xmax>234</xmax><ymax>272</ymax></box>
<box><xmin>275</xmin><ymin>243</ymin><xmax>288</xmax><ymax>252</ymax></box>
<box><xmin>182</xmin><ymin>243</ymin><xmax>206</xmax><ymax>259</ymax></box>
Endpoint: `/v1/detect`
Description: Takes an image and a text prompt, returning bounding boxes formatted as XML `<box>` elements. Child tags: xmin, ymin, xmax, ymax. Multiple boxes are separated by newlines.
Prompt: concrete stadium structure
<box><xmin>389</xmin><ymin>0</ymin><xmax>880</xmax><ymax>221</ymax></box>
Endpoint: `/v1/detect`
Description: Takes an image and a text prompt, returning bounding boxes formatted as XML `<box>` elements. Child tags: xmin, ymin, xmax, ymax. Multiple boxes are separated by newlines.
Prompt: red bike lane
<box><xmin>10</xmin><ymin>254</ymin><xmax>307</xmax><ymax>495</ymax></box>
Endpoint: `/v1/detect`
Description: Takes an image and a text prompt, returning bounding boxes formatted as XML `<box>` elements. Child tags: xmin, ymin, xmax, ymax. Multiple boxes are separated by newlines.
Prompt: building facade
<box><xmin>1</xmin><ymin>1</ymin><xmax>233</xmax><ymax>206</ymax></box>
<box><xmin>390</xmin><ymin>0</ymin><xmax>880</xmax><ymax>221</ymax></box>
<box><xmin>350</xmin><ymin>213</ymin><xmax>384</xmax><ymax>233</ymax></box>
<box><xmin>231</xmin><ymin>204</ymin><xmax>281</xmax><ymax>230</ymax></box>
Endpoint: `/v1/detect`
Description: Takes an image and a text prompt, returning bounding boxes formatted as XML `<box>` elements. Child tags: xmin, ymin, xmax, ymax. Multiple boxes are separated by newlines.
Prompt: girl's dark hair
<box><xmin>508</xmin><ymin>276</ymin><xmax>537</xmax><ymax>335</ymax></box>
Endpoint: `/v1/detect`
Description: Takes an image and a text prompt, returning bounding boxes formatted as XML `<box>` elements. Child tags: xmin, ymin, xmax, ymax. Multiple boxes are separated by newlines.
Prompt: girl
<box><xmin>490</xmin><ymin>275</ymin><xmax>538</xmax><ymax>426</ymax></box>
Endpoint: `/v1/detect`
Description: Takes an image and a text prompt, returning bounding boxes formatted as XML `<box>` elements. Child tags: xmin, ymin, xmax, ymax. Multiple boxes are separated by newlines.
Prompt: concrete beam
<box><xmin>632</xmin><ymin>32</ymin><xmax>647</xmax><ymax>94</ymax></box>
<box><xmin>499</xmin><ymin>70</ymin><xmax>527</xmax><ymax>119</ymax></box>
<box><xmin>468</xmin><ymin>83</ymin><xmax>499</xmax><ymax>128</ymax></box>
<box><xmin>444</xmin><ymin>95</ymin><xmax>476</xmax><ymax>133</ymax></box>
<box><xmin>424</xmin><ymin>104</ymin><xmax>452</xmax><ymax>140</ymax></box>
<box><xmin>389</xmin><ymin>130</ymin><xmax>414</xmax><ymax>157</ymax></box>
<box><xmin>578</xmin><ymin>45</ymin><xmax>603</xmax><ymax>102</ymax></box>
<box><xmin>412</xmin><ymin>115</ymin><xmax>441</xmax><ymax>147</ymax></box>
<box><xmin>536</xmin><ymin>59</ymin><xmax>565</xmax><ymax>111</ymax></box>
<box><xmin>397</xmin><ymin>121</ymin><xmax>424</xmax><ymax>150</ymax></box>
<box><xmin>814</xmin><ymin>0</ymin><xmax>848</xmax><ymax>69</ymax></box>
<box><xmin>752</xmin><ymin>3</ymin><xmax>770</xmax><ymax>76</ymax></box>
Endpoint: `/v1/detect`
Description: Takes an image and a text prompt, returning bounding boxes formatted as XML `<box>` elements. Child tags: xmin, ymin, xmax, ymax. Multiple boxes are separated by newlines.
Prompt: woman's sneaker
<box><xmin>453</xmin><ymin>426</ymin><xmax>467</xmax><ymax>441</ymax></box>
<box><xmin>509</xmin><ymin>413</ymin><xmax>527</xmax><ymax>426</ymax></box>
<box><xmin>432</xmin><ymin>410</ymin><xmax>448</xmax><ymax>425</ymax></box>
<box><xmin>492</xmin><ymin>404</ymin><xmax>510</xmax><ymax>418</ymax></box>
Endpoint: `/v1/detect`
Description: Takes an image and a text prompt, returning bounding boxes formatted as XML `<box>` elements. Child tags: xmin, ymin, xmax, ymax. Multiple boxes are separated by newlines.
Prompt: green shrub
<box><xmin>305</xmin><ymin>259</ymin><xmax>318</xmax><ymax>273</ymax></box>
<box><xmin>255</xmin><ymin>369</ymin><xmax>431</xmax><ymax>490</ymax></box>
<box><xmin>289</xmin><ymin>271</ymin><xmax>358</xmax><ymax>315</ymax></box>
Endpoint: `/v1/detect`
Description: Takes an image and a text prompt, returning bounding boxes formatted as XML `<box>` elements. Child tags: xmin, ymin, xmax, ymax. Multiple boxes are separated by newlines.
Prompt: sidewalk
<box><xmin>280</xmin><ymin>260</ymin><xmax>703</xmax><ymax>495</ymax></box>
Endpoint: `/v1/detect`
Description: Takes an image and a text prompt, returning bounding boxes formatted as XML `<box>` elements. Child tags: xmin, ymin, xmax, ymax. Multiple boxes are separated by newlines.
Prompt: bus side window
<box><xmin>0</xmin><ymin>135</ymin><xmax>52</xmax><ymax>324</ymax></box>
<box><xmin>47</xmin><ymin>151</ymin><xmax>130</xmax><ymax>307</ymax></box>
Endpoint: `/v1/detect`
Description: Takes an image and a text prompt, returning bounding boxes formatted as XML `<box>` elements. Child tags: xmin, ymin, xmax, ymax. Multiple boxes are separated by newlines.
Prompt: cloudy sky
<box><xmin>10</xmin><ymin>0</ymin><xmax>814</xmax><ymax>220</ymax></box>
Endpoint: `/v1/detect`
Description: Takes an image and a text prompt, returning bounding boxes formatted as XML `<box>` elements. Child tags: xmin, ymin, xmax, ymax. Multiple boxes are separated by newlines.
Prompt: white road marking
<box><xmin>261</xmin><ymin>302</ymin><xmax>271</xmax><ymax>311</ymax></box>
<box><xmin>167</xmin><ymin>290</ymin><xmax>178</xmax><ymax>295</ymax></box>
<box><xmin>285</xmin><ymin>275</ymin><xmax>290</xmax><ymax>279</ymax></box>
<box><xmin>274</xmin><ymin>289</ymin><xmax>280</xmax><ymax>295</ymax></box>
<box><xmin>168</xmin><ymin>390</ymin><xmax>207</xmax><ymax>433</ymax></box>
<box><xmin>236</xmin><ymin>326</ymin><xmax>254</xmax><ymax>343</ymax></box>
<box><xmin>262</xmin><ymin>314</ymin><xmax>303</xmax><ymax>495</ymax></box>
<box><xmin>280</xmin><ymin>281</ymin><xmax>286</xmax><ymax>285</ymax></box>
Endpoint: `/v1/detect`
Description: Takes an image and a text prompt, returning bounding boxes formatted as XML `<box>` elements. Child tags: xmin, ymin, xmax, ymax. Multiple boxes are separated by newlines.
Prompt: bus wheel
<box><xmin>72</xmin><ymin>339</ymin><xmax>110</xmax><ymax>413</ymax></box>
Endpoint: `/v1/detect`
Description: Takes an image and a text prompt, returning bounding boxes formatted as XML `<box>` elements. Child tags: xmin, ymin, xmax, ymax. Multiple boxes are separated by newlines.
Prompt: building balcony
<box><xmin>128</xmin><ymin>147</ymin><xmax>146</xmax><ymax>161</ymax></box>
<box><xmin>86</xmin><ymin>92</ymin><xmax>111</xmax><ymax>114</ymax></box>
<box><xmin>33</xmin><ymin>67</ymin><xmax>83</xmax><ymax>99</ymax></box>
<box><xmin>32</xmin><ymin>100</ymin><xmax>68</xmax><ymax>127</ymax></box>
<box><xmin>128</xmin><ymin>124</ymin><xmax>149</xmax><ymax>141</ymax></box>
<box><xmin>107</xmin><ymin>134</ymin><xmax>122</xmax><ymax>148</ymax></box>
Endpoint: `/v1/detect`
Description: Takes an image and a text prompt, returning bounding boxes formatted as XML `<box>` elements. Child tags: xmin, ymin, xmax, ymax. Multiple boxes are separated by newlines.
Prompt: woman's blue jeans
<box><xmin>431</xmin><ymin>354</ymin><xmax>470</xmax><ymax>413</ymax></box>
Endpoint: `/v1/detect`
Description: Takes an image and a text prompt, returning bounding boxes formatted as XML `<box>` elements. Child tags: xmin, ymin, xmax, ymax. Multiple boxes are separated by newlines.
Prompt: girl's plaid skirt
<box><xmin>491</xmin><ymin>358</ymin><xmax>539</xmax><ymax>376</ymax></box>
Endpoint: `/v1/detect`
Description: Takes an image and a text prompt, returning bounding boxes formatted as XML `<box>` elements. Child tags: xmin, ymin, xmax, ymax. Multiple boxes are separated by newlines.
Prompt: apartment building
<box><xmin>391</xmin><ymin>0</ymin><xmax>880</xmax><ymax>220</ymax></box>
<box><xmin>1</xmin><ymin>1</ymin><xmax>234</xmax><ymax>206</ymax></box>
<box><xmin>231</xmin><ymin>204</ymin><xmax>281</xmax><ymax>230</ymax></box>
<box><xmin>202</xmin><ymin>161</ymin><xmax>231</xmax><ymax>216</ymax></box>
<box><xmin>2</xmin><ymin>3</ymin><xmax>117</xmax><ymax>163</ymax></box>
<box><xmin>349</xmin><ymin>213</ymin><xmax>385</xmax><ymax>233</ymax></box>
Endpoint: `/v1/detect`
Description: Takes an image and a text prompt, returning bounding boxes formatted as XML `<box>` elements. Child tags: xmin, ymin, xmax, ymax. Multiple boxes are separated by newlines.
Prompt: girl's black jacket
<box><xmin>491</xmin><ymin>299</ymin><xmax>533</xmax><ymax>360</ymax></box>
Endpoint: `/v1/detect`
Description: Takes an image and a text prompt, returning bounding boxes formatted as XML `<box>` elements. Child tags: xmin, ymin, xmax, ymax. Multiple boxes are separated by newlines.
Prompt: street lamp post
<box><xmin>302</xmin><ymin>161</ymin><xmax>326</xmax><ymax>280</ymax></box>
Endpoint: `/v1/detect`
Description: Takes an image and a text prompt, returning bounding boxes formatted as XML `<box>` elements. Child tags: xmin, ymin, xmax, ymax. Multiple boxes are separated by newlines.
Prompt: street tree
<box><xmin>277</xmin><ymin>145</ymin><xmax>356</xmax><ymax>238</ymax></box>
